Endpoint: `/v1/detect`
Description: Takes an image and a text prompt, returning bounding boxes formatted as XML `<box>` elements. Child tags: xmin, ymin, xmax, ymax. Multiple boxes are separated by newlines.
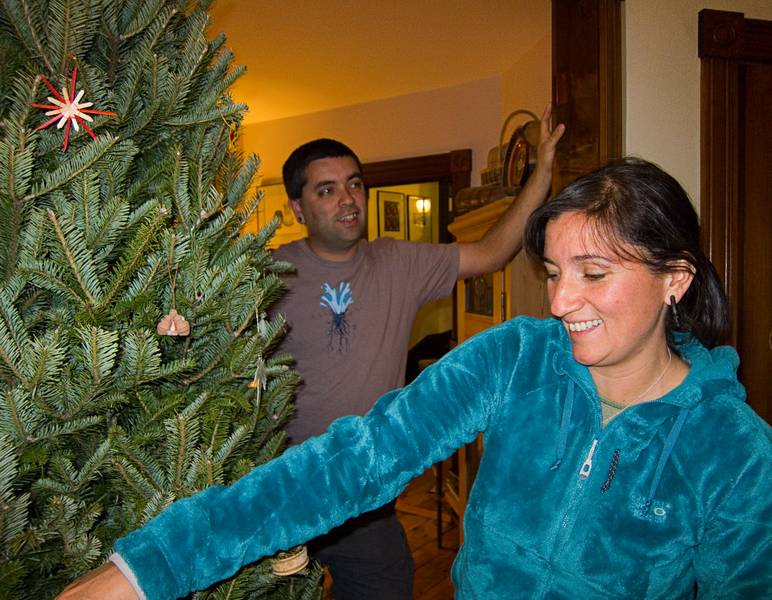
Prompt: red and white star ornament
<box><xmin>32</xmin><ymin>67</ymin><xmax>116</xmax><ymax>150</ymax></box>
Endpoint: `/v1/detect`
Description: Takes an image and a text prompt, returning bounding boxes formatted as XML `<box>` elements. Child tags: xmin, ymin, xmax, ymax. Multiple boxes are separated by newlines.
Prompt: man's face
<box><xmin>289</xmin><ymin>156</ymin><xmax>367</xmax><ymax>261</ymax></box>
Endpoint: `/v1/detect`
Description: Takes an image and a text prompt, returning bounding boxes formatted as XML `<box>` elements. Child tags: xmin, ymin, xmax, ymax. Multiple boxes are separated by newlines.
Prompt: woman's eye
<box><xmin>544</xmin><ymin>272</ymin><xmax>559</xmax><ymax>281</ymax></box>
<box><xmin>584</xmin><ymin>273</ymin><xmax>605</xmax><ymax>280</ymax></box>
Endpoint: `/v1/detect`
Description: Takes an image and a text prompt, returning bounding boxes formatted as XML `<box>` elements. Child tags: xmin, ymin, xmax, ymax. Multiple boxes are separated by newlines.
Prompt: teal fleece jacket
<box><xmin>115</xmin><ymin>317</ymin><xmax>772</xmax><ymax>599</ymax></box>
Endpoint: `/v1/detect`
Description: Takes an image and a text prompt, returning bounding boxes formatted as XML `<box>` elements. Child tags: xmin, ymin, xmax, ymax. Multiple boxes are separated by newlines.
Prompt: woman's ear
<box><xmin>665</xmin><ymin>260</ymin><xmax>695</xmax><ymax>304</ymax></box>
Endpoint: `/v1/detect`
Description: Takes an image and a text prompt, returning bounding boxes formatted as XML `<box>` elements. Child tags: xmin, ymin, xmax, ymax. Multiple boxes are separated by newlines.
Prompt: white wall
<box><xmin>500</xmin><ymin>32</ymin><xmax>551</xmax><ymax>125</ymax></box>
<box><xmin>625</xmin><ymin>0</ymin><xmax>772</xmax><ymax>208</ymax></box>
<box><xmin>243</xmin><ymin>77</ymin><xmax>502</xmax><ymax>186</ymax></box>
<box><xmin>500</xmin><ymin>3</ymin><xmax>551</xmax><ymax>127</ymax></box>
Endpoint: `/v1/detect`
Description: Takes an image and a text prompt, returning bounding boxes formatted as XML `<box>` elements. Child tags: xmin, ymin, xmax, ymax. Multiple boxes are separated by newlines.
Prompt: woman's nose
<box><xmin>549</xmin><ymin>277</ymin><xmax>581</xmax><ymax>317</ymax></box>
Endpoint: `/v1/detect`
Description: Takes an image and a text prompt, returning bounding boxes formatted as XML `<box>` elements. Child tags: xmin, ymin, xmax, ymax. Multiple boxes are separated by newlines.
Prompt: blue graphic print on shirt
<box><xmin>320</xmin><ymin>281</ymin><xmax>354</xmax><ymax>351</ymax></box>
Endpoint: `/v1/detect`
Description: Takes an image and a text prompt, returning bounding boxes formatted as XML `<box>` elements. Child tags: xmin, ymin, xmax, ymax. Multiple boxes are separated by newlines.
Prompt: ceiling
<box><xmin>208</xmin><ymin>1</ymin><xmax>548</xmax><ymax>125</ymax></box>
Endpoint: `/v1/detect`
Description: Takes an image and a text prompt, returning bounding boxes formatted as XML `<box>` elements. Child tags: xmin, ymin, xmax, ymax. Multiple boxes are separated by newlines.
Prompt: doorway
<box><xmin>699</xmin><ymin>9</ymin><xmax>772</xmax><ymax>422</ymax></box>
<box><xmin>362</xmin><ymin>149</ymin><xmax>472</xmax><ymax>244</ymax></box>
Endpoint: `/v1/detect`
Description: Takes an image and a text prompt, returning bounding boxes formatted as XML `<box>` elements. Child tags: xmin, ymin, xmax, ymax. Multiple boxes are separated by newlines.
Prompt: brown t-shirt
<box><xmin>272</xmin><ymin>237</ymin><xmax>459</xmax><ymax>443</ymax></box>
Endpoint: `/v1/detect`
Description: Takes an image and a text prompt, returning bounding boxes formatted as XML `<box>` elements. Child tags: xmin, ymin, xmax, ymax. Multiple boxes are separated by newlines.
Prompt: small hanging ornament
<box><xmin>157</xmin><ymin>240</ymin><xmax>189</xmax><ymax>337</ymax></box>
<box><xmin>218</xmin><ymin>99</ymin><xmax>239</xmax><ymax>151</ymax></box>
<box><xmin>256</xmin><ymin>311</ymin><xmax>269</xmax><ymax>337</ymax></box>
<box><xmin>271</xmin><ymin>545</ymin><xmax>309</xmax><ymax>576</ymax></box>
<box><xmin>156</xmin><ymin>308</ymin><xmax>190</xmax><ymax>336</ymax></box>
<box><xmin>248</xmin><ymin>356</ymin><xmax>267</xmax><ymax>412</ymax></box>
<box><xmin>32</xmin><ymin>67</ymin><xmax>116</xmax><ymax>151</ymax></box>
<box><xmin>248</xmin><ymin>356</ymin><xmax>267</xmax><ymax>388</ymax></box>
<box><xmin>248</xmin><ymin>356</ymin><xmax>267</xmax><ymax>389</ymax></box>
<box><xmin>228</xmin><ymin>124</ymin><xmax>238</xmax><ymax>150</ymax></box>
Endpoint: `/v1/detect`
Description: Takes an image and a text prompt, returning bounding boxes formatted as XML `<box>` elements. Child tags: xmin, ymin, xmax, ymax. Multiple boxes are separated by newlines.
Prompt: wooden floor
<box><xmin>323</xmin><ymin>467</ymin><xmax>460</xmax><ymax>599</ymax></box>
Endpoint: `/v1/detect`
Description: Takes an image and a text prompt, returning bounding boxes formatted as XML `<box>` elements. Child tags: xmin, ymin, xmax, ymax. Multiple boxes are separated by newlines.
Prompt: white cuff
<box><xmin>109</xmin><ymin>553</ymin><xmax>147</xmax><ymax>600</ymax></box>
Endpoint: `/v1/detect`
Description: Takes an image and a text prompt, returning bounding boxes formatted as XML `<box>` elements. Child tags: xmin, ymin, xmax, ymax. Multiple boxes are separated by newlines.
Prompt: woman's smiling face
<box><xmin>543</xmin><ymin>211</ymin><xmax>671</xmax><ymax>371</ymax></box>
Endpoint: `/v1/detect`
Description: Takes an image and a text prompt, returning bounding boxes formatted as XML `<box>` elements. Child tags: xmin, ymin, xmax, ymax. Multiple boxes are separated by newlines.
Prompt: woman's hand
<box><xmin>56</xmin><ymin>562</ymin><xmax>139</xmax><ymax>600</ymax></box>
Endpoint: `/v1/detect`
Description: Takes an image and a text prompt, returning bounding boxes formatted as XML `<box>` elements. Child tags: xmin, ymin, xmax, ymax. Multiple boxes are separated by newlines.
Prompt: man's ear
<box><xmin>288</xmin><ymin>198</ymin><xmax>304</xmax><ymax>224</ymax></box>
<box><xmin>665</xmin><ymin>260</ymin><xmax>695</xmax><ymax>304</ymax></box>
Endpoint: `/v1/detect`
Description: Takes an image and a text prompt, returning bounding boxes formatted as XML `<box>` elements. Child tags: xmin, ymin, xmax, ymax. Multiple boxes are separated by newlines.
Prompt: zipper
<box><xmin>541</xmin><ymin>435</ymin><xmax>597</xmax><ymax>598</ymax></box>
<box><xmin>578</xmin><ymin>438</ymin><xmax>598</xmax><ymax>479</ymax></box>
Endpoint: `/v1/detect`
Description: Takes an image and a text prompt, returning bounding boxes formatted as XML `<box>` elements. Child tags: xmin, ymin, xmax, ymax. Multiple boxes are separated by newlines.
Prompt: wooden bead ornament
<box><xmin>271</xmin><ymin>545</ymin><xmax>309</xmax><ymax>576</ymax></box>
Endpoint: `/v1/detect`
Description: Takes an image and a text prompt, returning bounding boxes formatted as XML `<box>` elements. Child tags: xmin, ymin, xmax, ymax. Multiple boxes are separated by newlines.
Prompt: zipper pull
<box><xmin>579</xmin><ymin>439</ymin><xmax>598</xmax><ymax>479</ymax></box>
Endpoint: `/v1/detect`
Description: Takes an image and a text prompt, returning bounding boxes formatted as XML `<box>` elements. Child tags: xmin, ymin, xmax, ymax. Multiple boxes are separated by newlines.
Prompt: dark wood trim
<box><xmin>551</xmin><ymin>0</ymin><xmax>623</xmax><ymax>193</ymax></box>
<box><xmin>438</xmin><ymin>179</ymin><xmax>451</xmax><ymax>245</ymax></box>
<box><xmin>700</xmin><ymin>9</ymin><xmax>772</xmax><ymax>422</ymax></box>
<box><xmin>598</xmin><ymin>0</ymin><xmax>623</xmax><ymax>164</ymax></box>
<box><xmin>362</xmin><ymin>149</ymin><xmax>472</xmax><ymax>192</ymax></box>
<box><xmin>699</xmin><ymin>9</ymin><xmax>772</xmax><ymax>346</ymax></box>
<box><xmin>699</xmin><ymin>54</ymin><xmax>741</xmax><ymax>345</ymax></box>
<box><xmin>699</xmin><ymin>9</ymin><xmax>772</xmax><ymax>62</ymax></box>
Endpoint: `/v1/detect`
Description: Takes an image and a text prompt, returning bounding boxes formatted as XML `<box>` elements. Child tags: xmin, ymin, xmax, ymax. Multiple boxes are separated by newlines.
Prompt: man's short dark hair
<box><xmin>282</xmin><ymin>138</ymin><xmax>363</xmax><ymax>200</ymax></box>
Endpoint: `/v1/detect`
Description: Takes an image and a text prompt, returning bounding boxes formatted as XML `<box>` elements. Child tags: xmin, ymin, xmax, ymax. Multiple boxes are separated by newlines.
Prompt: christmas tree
<box><xmin>0</xmin><ymin>1</ymin><xmax>320</xmax><ymax>598</ymax></box>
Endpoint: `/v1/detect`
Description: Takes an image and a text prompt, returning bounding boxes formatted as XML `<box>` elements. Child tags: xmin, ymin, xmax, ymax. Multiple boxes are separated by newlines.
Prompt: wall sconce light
<box><xmin>413</xmin><ymin>197</ymin><xmax>431</xmax><ymax>227</ymax></box>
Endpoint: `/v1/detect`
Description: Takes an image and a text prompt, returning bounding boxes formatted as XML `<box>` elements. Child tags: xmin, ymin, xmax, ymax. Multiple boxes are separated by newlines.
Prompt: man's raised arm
<box><xmin>457</xmin><ymin>104</ymin><xmax>564</xmax><ymax>280</ymax></box>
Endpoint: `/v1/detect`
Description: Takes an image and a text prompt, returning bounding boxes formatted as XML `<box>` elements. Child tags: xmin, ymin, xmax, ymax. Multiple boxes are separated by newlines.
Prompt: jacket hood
<box><xmin>551</xmin><ymin>323</ymin><xmax>745</xmax><ymax>411</ymax></box>
<box><xmin>547</xmin><ymin>321</ymin><xmax>746</xmax><ymax>509</ymax></box>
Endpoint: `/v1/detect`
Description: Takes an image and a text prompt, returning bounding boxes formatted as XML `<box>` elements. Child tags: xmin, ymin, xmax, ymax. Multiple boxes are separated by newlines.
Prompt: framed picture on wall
<box><xmin>376</xmin><ymin>191</ymin><xmax>406</xmax><ymax>240</ymax></box>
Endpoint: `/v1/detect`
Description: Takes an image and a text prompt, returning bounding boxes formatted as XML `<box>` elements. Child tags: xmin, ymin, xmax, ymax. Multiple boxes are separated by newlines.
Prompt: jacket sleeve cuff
<box><xmin>113</xmin><ymin>530</ymin><xmax>182</xmax><ymax>600</ymax></box>
<box><xmin>109</xmin><ymin>553</ymin><xmax>147</xmax><ymax>600</ymax></box>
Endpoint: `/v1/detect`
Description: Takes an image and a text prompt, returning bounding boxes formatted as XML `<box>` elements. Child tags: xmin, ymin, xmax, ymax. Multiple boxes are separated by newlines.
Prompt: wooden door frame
<box><xmin>551</xmin><ymin>0</ymin><xmax>623</xmax><ymax>193</ymax></box>
<box><xmin>362</xmin><ymin>149</ymin><xmax>472</xmax><ymax>244</ymax></box>
<box><xmin>699</xmin><ymin>9</ymin><xmax>772</xmax><ymax>346</ymax></box>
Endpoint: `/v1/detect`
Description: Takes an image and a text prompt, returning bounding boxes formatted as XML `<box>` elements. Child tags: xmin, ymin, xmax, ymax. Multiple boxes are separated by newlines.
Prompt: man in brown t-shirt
<box><xmin>275</xmin><ymin>108</ymin><xmax>563</xmax><ymax>599</ymax></box>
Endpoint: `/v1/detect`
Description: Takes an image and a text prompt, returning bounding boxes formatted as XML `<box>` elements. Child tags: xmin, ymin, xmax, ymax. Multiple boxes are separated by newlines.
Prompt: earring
<box><xmin>297</xmin><ymin>215</ymin><xmax>304</xmax><ymax>224</ymax></box>
<box><xmin>669</xmin><ymin>295</ymin><xmax>682</xmax><ymax>329</ymax></box>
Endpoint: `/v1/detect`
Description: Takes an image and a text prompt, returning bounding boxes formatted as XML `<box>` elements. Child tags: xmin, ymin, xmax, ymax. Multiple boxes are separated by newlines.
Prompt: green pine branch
<box><xmin>20</xmin><ymin>333</ymin><xmax>66</xmax><ymax>392</ymax></box>
<box><xmin>46</xmin><ymin>207</ymin><xmax>104</xmax><ymax>307</ymax></box>
<box><xmin>113</xmin><ymin>6</ymin><xmax>176</xmax><ymax>115</ymax></box>
<box><xmin>0</xmin><ymin>289</ymin><xmax>29</xmax><ymax>385</ymax></box>
<box><xmin>46</xmin><ymin>0</ymin><xmax>100</xmax><ymax>73</ymax></box>
<box><xmin>28</xmin><ymin>134</ymin><xmax>119</xmax><ymax>201</ymax></box>
<box><xmin>74</xmin><ymin>326</ymin><xmax>119</xmax><ymax>387</ymax></box>
<box><xmin>0</xmin><ymin>0</ymin><xmax>56</xmax><ymax>73</ymax></box>
<box><xmin>165</xmin><ymin>102</ymin><xmax>247</xmax><ymax>127</ymax></box>
<box><xmin>95</xmin><ymin>208</ymin><xmax>166</xmax><ymax>313</ymax></box>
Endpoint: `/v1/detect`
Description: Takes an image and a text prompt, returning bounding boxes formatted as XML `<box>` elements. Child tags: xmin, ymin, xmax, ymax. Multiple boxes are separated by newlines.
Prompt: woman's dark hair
<box><xmin>282</xmin><ymin>138</ymin><xmax>364</xmax><ymax>200</ymax></box>
<box><xmin>524</xmin><ymin>157</ymin><xmax>729</xmax><ymax>349</ymax></box>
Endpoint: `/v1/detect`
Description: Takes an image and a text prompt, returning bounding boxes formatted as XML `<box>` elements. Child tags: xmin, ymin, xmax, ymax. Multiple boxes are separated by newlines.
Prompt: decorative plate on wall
<box><xmin>502</xmin><ymin>119</ymin><xmax>539</xmax><ymax>188</ymax></box>
<box><xmin>503</xmin><ymin>135</ymin><xmax>530</xmax><ymax>188</ymax></box>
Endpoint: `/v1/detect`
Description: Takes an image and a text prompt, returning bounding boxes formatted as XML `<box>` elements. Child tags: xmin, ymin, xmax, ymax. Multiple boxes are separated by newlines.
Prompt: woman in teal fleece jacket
<box><xmin>60</xmin><ymin>158</ymin><xmax>771</xmax><ymax>600</ymax></box>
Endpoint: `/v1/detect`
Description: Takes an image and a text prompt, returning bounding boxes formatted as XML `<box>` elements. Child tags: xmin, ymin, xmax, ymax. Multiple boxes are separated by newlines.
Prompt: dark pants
<box><xmin>309</xmin><ymin>502</ymin><xmax>414</xmax><ymax>600</ymax></box>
